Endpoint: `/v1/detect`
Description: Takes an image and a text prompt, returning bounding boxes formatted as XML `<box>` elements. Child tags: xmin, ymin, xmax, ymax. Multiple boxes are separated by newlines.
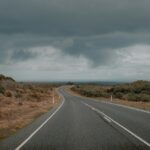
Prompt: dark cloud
<box><xmin>0</xmin><ymin>0</ymin><xmax>150</xmax><ymax>36</ymax></box>
<box><xmin>0</xmin><ymin>50</ymin><xmax>7</xmax><ymax>63</ymax></box>
<box><xmin>55</xmin><ymin>33</ymin><xmax>150</xmax><ymax>66</ymax></box>
<box><xmin>11</xmin><ymin>49</ymin><xmax>38</xmax><ymax>62</ymax></box>
<box><xmin>0</xmin><ymin>0</ymin><xmax>150</xmax><ymax>81</ymax></box>
<box><xmin>0</xmin><ymin>32</ymin><xmax>150</xmax><ymax>66</ymax></box>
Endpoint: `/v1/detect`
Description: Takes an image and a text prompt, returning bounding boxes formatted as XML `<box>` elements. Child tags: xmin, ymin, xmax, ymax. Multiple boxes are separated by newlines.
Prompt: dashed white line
<box><xmin>104</xmin><ymin>116</ymin><xmax>111</xmax><ymax>123</ymax></box>
<box><xmin>81</xmin><ymin>101</ymin><xmax>150</xmax><ymax>148</ymax></box>
<box><xmin>15</xmin><ymin>93</ymin><xmax>65</xmax><ymax>150</ymax></box>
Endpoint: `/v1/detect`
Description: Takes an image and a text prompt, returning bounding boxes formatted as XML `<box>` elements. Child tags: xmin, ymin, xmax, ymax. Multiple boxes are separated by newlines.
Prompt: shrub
<box><xmin>123</xmin><ymin>93</ymin><xmax>138</xmax><ymax>101</ymax></box>
<box><xmin>29</xmin><ymin>93</ymin><xmax>39</xmax><ymax>99</ymax></box>
<box><xmin>0</xmin><ymin>85</ymin><xmax>5</xmax><ymax>94</ymax></box>
<box><xmin>114</xmin><ymin>92</ymin><xmax>123</xmax><ymax>99</ymax></box>
<box><xmin>76</xmin><ymin>85</ymin><xmax>80</xmax><ymax>88</ymax></box>
<box><xmin>72</xmin><ymin>81</ymin><xmax>150</xmax><ymax>102</ymax></box>
<box><xmin>28</xmin><ymin>93</ymin><xmax>42</xmax><ymax>102</ymax></box>
<box><xmin>138</xmin><ymin>94</ymin><xmax>150</xmax><ymax>102</ymax></box>
<box><xmin>16</xmin><ymin>88</ymin><xmax>24</xmax><ymax>94</ymax></box>
<box><xmin>100</xmin><ymin>92</ymin><xmax>110</xmax><ymax>98</ymax></box>
<box><xmin>15</xmin><ymin>92</ymin><xmax>22</xmax><ymax>98</ymax></box>
<box><xmin>5</xmin><ymin>91</ymin><xmax>12</xmax><ymax>97</ymax></box>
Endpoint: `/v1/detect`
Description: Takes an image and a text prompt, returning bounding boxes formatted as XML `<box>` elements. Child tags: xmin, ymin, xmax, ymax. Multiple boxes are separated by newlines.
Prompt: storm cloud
<box><xmin>1</xmin><ymin>0</ymin><xmax>150</xmax><ymax>35</ymax></box>
<box><xmin>0</xmin><ymin>0</ymin><xmax>150</xmax><ymax>81</ymax></box>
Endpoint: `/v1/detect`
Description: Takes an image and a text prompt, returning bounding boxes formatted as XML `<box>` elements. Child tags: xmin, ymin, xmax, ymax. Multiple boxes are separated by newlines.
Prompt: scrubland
<box><xmin>71</xmin><ymin>81</ymin><xmax>150</xmax><ymax>110</ymax></box>
<box><xmin>0</xmin><ymin>74</ymin><xmax>60</xmax><ymax>139</ymax></box>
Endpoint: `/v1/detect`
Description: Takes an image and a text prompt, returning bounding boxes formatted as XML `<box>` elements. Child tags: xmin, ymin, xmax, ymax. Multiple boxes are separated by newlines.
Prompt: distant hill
<box><xmin>0</xmin><ymin>74</ymin><xmax>15</xmax><ymax>82</ymax></box>
<box><xmin>0</xmin><ymin>74</ymin><xmax>16</xmax><ymax>94</ymax></box>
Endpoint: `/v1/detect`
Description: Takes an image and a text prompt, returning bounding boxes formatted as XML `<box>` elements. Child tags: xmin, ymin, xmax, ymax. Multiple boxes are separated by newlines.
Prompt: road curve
<box><xmin>0</xmin><ymin>87</ymin><xmax>150</xmax><ymax>150</ymax></box>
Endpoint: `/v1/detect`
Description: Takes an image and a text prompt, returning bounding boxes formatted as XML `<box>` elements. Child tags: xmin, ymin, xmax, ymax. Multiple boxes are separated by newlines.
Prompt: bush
<box><xmin>72</xmin><ymin>81</ymin><xmax>150</xmax><ymax>102</ymax></box>
<box><xmin>15</xmin><ymin>92</ymin><xmax>22</xmax><ymax>98</ymax></box>
<box><xmin>123</xmin><ymin>93</ymin><xmax>138</xmax><ymax>101</ymax></box>
<box><xmin>76</xmin><ymin>85</ymin><xmax>80</xmax><ymax>88</ymax></box>
<box><xmin>5</xmin><ymin>91</ymin><xmax>12</xmax><ymax>97</ymax></box>
<box><xmin>28</xmin><ymin>93</ymin><xmax>42</xmax><ymax>102</ymax></box>
<box><xmin>138</xmin><ymin>94</ymin><xmax>150</xmax><ymax>102</ymax></box>
<box><xmin>114</xmin><ymin>92</ymin><xmax>123</xmax><ymax>99</ymax></box>
<box><xmin>100</xmin><ymin>92</ymin><xmax>110</xmax><ymax>98</ymax></box>
<box><xmin>16</xmin><ymin>88</ymin><xmax>24</xmax><ymax>94</ymax></box>
<box><xmin>29</xmin><ymin>93</ymin><xmax>39</xmax><ymax>99</ymax></box>
<box><xmin>0</xmin><ymin>85</ymin><xmax>5</xmax><ymax>94</ymax></box>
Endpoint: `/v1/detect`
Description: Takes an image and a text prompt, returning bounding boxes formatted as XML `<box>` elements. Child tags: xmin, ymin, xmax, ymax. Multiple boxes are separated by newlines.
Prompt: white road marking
<box><xmin>81</xmin><ymin>101</ymin><xmax>150</xmax><ymax>148</ymax></box>
<box><xmin>70</xmin><ymin>91</ymin><xmax>150</xmax><ymax>114</ymax></box>
<box><xmin>101</xmin><ymin>101</ymin><xmax>150</xmax><ymax>114</ymax></box>
<box><xmin>15</xmin><ymin>93</ymin><xmax>65</xmax><ymax>150</ymax></box>
<box><xmin>92</xmin><ymin>107</ymin><xmax>96</xmax><ymax>111</ymax></box>
<box><xmin>104</xmin><ymin>116</ymin><xmax>111</xmax><ymax>123</ymax></box>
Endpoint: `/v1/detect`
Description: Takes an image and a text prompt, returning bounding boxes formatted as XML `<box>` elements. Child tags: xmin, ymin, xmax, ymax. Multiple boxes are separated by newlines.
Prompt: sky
<box><xmin>0</xmin><ymin>0</ymin><xmax>150</xmax><ymax>82</ymax></box>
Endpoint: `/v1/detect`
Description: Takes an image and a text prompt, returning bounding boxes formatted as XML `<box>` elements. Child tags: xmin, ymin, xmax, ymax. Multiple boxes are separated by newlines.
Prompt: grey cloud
<box><xmin>11</xmin><ymin>49</ymin><xmax>38</xmax><ymax>62</ymax></box>
<box><xmin>0</xmin><ymin>0</ymin><xmax>150</xmax><ymax>36</ymax></box>
<box><xmin>0</xmin><ymin>50</ymin><xmax>8</xmax><ymax>63</ymax></box>
<box><xmin>0</xmin><ymin>32</ymin><xmax>150</xmax><ymax>66</ymax></box>
<box><xmin>0</xmin><ymin>48</ymin><xmax>38</xmax><ymax>64</ymax></box>
<box><xmin>59</xmin><ymin>33</ymin><xmax>150</xmax><ymax>66</ymax></box>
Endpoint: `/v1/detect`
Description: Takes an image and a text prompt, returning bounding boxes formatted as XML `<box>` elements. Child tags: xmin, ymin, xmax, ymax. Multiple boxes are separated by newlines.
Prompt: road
<box><xmin>0</xmin><ymin>87</ymin><xmax>150</xmax><ymax>150</ymax></box>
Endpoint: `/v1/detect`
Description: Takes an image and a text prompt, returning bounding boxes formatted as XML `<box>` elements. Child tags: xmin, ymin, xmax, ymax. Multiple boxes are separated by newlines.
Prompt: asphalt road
<box><xmin>0</xmin><ymin>87</ymin><xmax>150</xmax><ymax>150</ymax></box>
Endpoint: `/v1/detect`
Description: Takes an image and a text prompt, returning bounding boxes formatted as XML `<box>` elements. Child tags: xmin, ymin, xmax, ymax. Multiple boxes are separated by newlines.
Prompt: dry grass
<box><xmin>0</xmin><ymin>78</ymin><xmax>61</xmax><ymax>139</ymax></box>
<box><xmin>69</xmin><ymin>86</ymin><xmax>150</xmax><ymax>111</ymax></box>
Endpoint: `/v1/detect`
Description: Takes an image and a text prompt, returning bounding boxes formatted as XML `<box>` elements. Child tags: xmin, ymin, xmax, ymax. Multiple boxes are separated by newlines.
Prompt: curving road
<box><xmin>0</xmin><ymin>87</ymin><xmax>150</xmax><ymax>150</ymax></box>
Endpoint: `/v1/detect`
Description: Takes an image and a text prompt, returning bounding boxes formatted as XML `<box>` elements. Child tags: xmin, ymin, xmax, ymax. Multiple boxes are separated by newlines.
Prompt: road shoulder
<box><xmin>66</xmin><ymin>86</ymin><xmax>150</xmax><ymax>112</ymax></box>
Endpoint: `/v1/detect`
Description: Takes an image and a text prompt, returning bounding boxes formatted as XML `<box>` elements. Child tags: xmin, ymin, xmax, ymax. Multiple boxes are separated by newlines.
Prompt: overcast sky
<box><xmin>0</xmin><ymin>0</ymin><xmax>150</xmax><ymax>82</ymax></box>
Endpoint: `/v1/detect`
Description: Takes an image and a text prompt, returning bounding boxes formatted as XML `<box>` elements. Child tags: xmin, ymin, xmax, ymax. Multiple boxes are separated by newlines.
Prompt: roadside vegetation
<box><xmin>71</xmin><ymin>81</ymin><xmax>150</xmax><ymax>102</ymax></box>
<box><xmin>0</xmin><ymin>74</ymin><xmax>61</xmax><ymax>139</ymax></box>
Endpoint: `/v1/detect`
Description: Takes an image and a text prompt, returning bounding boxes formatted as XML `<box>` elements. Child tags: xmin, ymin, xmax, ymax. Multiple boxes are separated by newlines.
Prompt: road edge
<box><xmin>66</xmin><ymin>86</ymin><xmax>150</xmax><ymax>114</ymax></box>
<box><xmin>15</xmin><ymin>88</ymin><xmax>65</xmax><ymax>150</ymax></box>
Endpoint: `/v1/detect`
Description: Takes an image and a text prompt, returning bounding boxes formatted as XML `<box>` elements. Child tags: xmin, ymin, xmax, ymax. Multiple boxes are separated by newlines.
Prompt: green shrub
<box><xmin>0</xmin><ymin>85</ymin><xmax>5</xmax><ymax>94</ymax></box>
<box><xmin>76</xmin><ymin>85</ymin><xmax>80</xmax><ymax>88</ymax></box>
<box><xmin>15</xmin><ymin>92</ymin><xmax>22</xmax><ymax>98</ymax></box>
<box><xmin>114</xmin><ymin>92</ymin><xmax>123</xmax><ymax>99</ymax></box>
<box><xmin>100</xmin><ymin>92</ymin><xmax>110</xmax><ymax>98</ymax></box>
<box><xmin>72</xmin><ymin>81</ymin><xmax>150</xmax><ymax>102</ymax></box>
<box><xmin>138</xmin><ymin>94</ymin><xmax>150</xmax><ymax>102</ymax></box>
<box><xmin>123</xmin><ymin>93</ymin><xmax>138</xmax><ymax>101</ymax></box>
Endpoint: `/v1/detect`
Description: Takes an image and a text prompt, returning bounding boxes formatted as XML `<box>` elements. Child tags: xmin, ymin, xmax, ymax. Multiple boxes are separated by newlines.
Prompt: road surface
<box><xmin>0</xmin><ymin>87</ymin><xmax>150</xmax><ymax>150</ymax></box>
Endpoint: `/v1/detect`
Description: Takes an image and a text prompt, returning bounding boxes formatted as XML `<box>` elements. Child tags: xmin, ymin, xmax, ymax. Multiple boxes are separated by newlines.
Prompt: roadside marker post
<box><xmin>111</xmin><ymin>95</ymin><xmax>113</xmax><ymax>102</ymax></box>
<box><xmin>52</xmin><ymin>90</ymin><xmax>55</xmax><ymax>104</ymax></box>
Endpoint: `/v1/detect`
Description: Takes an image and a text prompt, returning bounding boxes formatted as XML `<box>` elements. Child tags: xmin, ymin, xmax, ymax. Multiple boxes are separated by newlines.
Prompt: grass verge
<box><xmin>68</xmin><ymin>86</ymin><xmax>150</xmax><ymax>111</ymax></box>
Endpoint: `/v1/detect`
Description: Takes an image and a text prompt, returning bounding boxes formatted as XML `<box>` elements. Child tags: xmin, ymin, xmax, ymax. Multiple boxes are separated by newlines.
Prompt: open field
<box><xmin>70</xmin><ymin>81</ymin><xmax>150</xmax><ymax>111</ymax></box>
<box><xmin>0</xmin><ymin>75</ymin><xmax>61</xmax><ymax>139</ymax></box>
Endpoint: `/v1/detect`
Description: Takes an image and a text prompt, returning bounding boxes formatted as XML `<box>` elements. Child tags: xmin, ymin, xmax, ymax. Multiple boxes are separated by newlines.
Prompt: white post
<box><xmin>52</xmin><ymin>89</ymin><xmax>55</xmax><ymax>104</ymax></box>
<box><xmin>111</xmin><ymin>95</ymin><xmax>113</xmax><ymax>102</ymax></box>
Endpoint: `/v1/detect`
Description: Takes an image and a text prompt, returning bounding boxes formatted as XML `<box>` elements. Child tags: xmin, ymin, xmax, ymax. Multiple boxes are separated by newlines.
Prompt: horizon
<box><xmin>1</xmin><ymin>73</ymin><xmax>149</xmax><ymax>84</ymax></box>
